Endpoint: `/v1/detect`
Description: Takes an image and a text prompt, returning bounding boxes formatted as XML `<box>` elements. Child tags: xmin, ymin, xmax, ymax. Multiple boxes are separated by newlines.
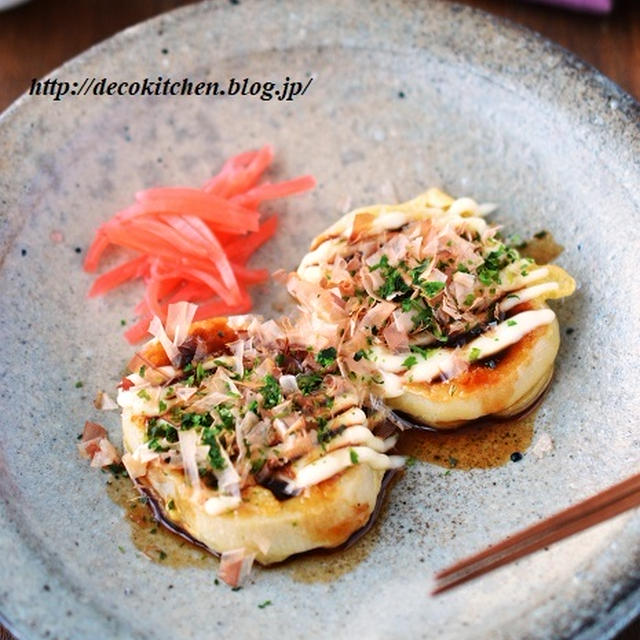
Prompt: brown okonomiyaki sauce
<box><xmin>105</xmin><ymin>474</ymin><xmax>216</xmax><ymax>570</ymax></box>
<box><xmin>105</xmin><ymin>466</ymin><xmax>401</xmax><ymax>579</ymax></box>
<box><xmin>396</xmin><ymin>410</ymin><xmax>537</xmax><ymax>469</ymax></box>
<box><xmin>283</xmin><ymin>468</ymin><xmax>402</xmax><ymax>583</ymax></box>
<box><xmin>520</xmin><ymin>230</ymin><xmax>564</xmax><ymax>264</ymax></box>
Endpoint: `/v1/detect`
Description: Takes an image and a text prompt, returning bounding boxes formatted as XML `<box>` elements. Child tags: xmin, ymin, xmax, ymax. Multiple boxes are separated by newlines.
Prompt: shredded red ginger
<box><xmin>84</xmin><ymin>145</ymin><xmax>315</xmax><ymax>343</ymax></box>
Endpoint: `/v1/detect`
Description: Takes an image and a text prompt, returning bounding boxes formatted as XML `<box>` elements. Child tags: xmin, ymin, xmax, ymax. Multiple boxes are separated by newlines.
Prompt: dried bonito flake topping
<box><xmin>290</xmin><ymin>189</ymin><xmax>575</xmax><ymax>395</ymax></box>
<box><xmin>117</xmin><ymin>309</ymin><xmax>403</xmax><ymax>516</ymax></box>
<box><xmin>77</xmin><ymin>421</ymin><xmax>121</xmax><ymax>468</ymax></box>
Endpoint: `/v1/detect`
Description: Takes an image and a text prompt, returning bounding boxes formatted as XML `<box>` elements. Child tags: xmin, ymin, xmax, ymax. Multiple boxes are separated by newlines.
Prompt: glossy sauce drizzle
<box><xmin>106</xmin><ymin>475</ymin><xmax>216</xmax><ymax>570</ymax></box>
<box><xmin>521</xmin><ymin>230</ymin><xmax>564</xmax><ymax>265</ymax></box>
<box><xmin>105</xmin><ymin>410</ymin><xmax>536</xmax><ymax>577</ymax></box>
<box><xmin>105</xmin><ymin>469</ymin><xmax>400</xmax><ymax>580</ymax></box>
<box><xmin>283</xmin><ymin>535</ymin><xmax>373</xmax><ymax>583</ymax></box>
<box><xmin>395</xmin><ymin>410</ymin><xmax>537</xmax><ymax>470</ymax></box>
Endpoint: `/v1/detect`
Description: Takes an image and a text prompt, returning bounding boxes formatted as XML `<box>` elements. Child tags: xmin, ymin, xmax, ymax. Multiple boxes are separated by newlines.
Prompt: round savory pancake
<box><xmin>123</xmin><ymin>408</ymin><xmax>385</xmax><ymax>564</ymax></box>
<box><xmin>288</xmin><ymin>188</ymin><xmax>575</xmax><ymax>429</ymax></box>
<box><xmin>118</xmin><ymin>312</ymin><xmax>402</xmax><ymax>565</ymax></box>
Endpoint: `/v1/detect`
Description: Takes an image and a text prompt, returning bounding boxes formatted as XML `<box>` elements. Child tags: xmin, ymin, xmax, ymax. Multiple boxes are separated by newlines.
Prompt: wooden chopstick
<box><xmin>432</xmin><ymin>471</ymin><xmax>640</xmax><ymax>595</ymax></box>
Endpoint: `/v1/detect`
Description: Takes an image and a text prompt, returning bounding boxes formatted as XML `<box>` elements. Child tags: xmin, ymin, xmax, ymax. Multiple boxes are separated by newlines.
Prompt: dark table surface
<box><xmin>0</xmin><ymin>1</ymin><xmax>638</xmax><ymax>639</ymax></box>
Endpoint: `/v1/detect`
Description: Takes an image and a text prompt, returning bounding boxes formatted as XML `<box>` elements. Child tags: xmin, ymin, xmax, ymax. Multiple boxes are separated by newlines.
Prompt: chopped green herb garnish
<box><xmin>369</xmin><ymin>254</ymin><xmax>389</xmax><ymax>272</ymax></box>
<box><xmin>507</xmin><ymin>319</ymin><xmax>517</xmax><ymax>326</ymax></box>
<box><xmin>477</xmin><ymin>268</ymin><xmax>499</xmax><ymax>285</ymax></box>
<box><xmin>250</xmin><ymin>456</ymin><xmax>266</xmax><ymax>474</ymax></box>
<box><xmin>402</xmin><ymin>355</ymin><xmax>418</xmax><ymax>369</ymax></box>
<box><xmin>118</xmin><ymin>545</ymin><xmax>125</xmax><ymax>554</ymax></box>
<box><xmin>75</xmin><ymin>381</ymin><xmax>84</xmax><ymax>388</ymax></box>
<box><xmin>274</xmin><ymin>353</ymin><xmax>285</xmax><ymax>366</ymax></box>
<box><xmin>406</xmin><ymin>456</ymin><xmax>417</xmax><ymax>468</ymax></box>
<box><xmin>147</xmin><ymin>418</ymin><xmax>177</xmax><ymax>441</ymax></box>
<box><xmin>260</xmin><ymin>374</ymin><xmax>282</xmax><ymax>409</ymax></box>
<box><xmin>158</xmin><ymin>550</ymin><xmax>167</xmax><ymax>561</ymax></box>
<box><xmin>316</xmin><ymin>420</ymin><xmax>345</xmax><ymax>450</ymax></box>
<box><xmin>148</xmin><ymin>438</ymin><xmax>169</xmax><ymax>452</ymax></box>
<box><xmin>158</xmin><ymin>400</ymin><xmax>167</xmax><ymax>413</ymax></box>
<box><xmin>296</xmin><ymin>371</ymin><xmax>323</xmax><ymax>395</ymax></box>
<box><xmin>180</xmin><ymin>411</ymin><xmax>213</xmax><ymax>430</ymax></box>
<box><xmin>349</xmin><ymin>449</ymin><xmax>359</xmax><ymax>464</ymax></box>
<box><xmin>167</xmin><ymin>499</ymin><xmax>176</xmax><ymax>510</ymax></box>
<box><xmin>534</xmin><ymin>230</ymin><xmax>548</xmax><ymax>239</ymax></box>
<box><xmin>137</xmin><ymin>389</ymin><xmax>151</xmax><ymax>401</ymax></box>
<box><xmin>401</xmin><ymin>297</ymin><xmax>435</xmax><ymax>331</ymax></box>
<box><xmin>315</xmin><ymin>416</ymin><xmax>329</xmax><ymax>449</ymax></box>
<box><xmin>248</xmin><ymin>400</ymin><xmax>259</xmax><ymax>415</ymax></box>
<box><xmin>409</xmin><ymin>344</ymin><xmax>436</xmax><ymax>359</ymax></box>
<box><xmin>370</xmin><ymin>254</ymin><xmax>411</xmax><ymax>299</ymax></box>
<box><xmin>120</xmin><ymin>319</ymin><xmax>127</xmax><ymax>326</ymax></box>
<box><xmin>138</xmin><ymin>365</ymin><xmax>146</xmax><ymax>377</ymax></box>
<box><xmin>464</xmin><ymin>293</ymin><xmax>475</xmax><ymax>306</ymax></box>
<box><xmin>201</xmin><ymin>426</ymin><xmax>226</xmax><ymax>470</ymax></box>
<box><xmin>408</xmin><ymin>260</ymin><xmax>429</xmax><ymax>283</ymax></box>
<box><xmin>507</xmin><ymin>234</ymin><xmax>526</xmax><ymax>249</ymax></box>
<box><xmin>258</xmin><ymin>600</ymin><xmax>273</xmax><ymax>609</ymax></box>
<box><xmin>477</xmin><ymin>244</ymin><xmax>517</xmax><ymax>285</ymax></box>
<box><xmin>107</xmin><ymin>462</ymin><xmax>127</xmax><ymax>477</ymax></box>
<box><xmin>224</xmin><ymin>382</ymin><xmax>241</xmax><ymax>398</ymax></box>
<box><xmin>419</xmin><ymin>280</ymin><xmax>445</xmax><ymax>297</ymax></box>
<box><xmin>216</xmin><ymin>404</ymin><xmax>235</xmax><ymax>430</ymax></box>
<box><xmin>316</xmin><ymin>346</ymin><xmax>337</xmax><ymax>368</ymax></box>
<box><xmin>353</xmin><ymin>349</ymin><xmax>369</xmax><ymax>362</ymax></box>
<box><xmin>468</xmin><ymin>347</ymin><xmax>481</xmax><ymax>362</ymax></box>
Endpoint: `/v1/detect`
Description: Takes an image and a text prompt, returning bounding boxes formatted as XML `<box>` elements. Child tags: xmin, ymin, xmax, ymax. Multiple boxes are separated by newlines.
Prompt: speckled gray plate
<box><xmin>1</xmin><ymin>1</ymin><xmax>639</xmax><ymax>639</ymax></box>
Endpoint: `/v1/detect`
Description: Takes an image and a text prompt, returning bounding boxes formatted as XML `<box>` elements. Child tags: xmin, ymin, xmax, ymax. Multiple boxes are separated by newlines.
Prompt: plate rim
<box><xmin>1</xmin><ymin>1</ymin><xmax>639</xmax><ymax>639</ymax></box>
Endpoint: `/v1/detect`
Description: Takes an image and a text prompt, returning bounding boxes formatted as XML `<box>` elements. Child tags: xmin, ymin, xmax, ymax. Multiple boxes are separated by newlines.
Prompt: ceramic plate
<box><xmin>1</xmin><ymin>1</ymin><xmax>639</xmax><ymax>638</ymax></box>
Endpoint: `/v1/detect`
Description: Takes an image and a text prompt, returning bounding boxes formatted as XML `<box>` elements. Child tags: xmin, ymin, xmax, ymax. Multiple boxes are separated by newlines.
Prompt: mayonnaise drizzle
<box><xmin>499</xmin><ymin>282</ymin><xmax>559</xmax><ymax>313</ymax></box>
<box><xmin>322</xmin><ymin>426</ymin><xmax>397</xmax><ymax>455</ymax></box>
<box><xmin>204</xmin><ymin>495</ymin><xmax>242</xmax><ymax>516</ymax></box>
<box><xmin>370</xmin><ymin>308</ymin><xmax>556</xmax><ymax>394</ymax></box>
<box><xmin>364</xmin><ymin>211</ymin><xmax>410</xmax><ymax>234</ymax></box>
<box><xmin>288</xmin><ymin>447</ymin><xmax>404</xmax><ymax>492</ymax></box>
<box><xmin>462</xmin><ymin>309</ymin><xmax>555</xmax><ymax>361</ymax></box>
